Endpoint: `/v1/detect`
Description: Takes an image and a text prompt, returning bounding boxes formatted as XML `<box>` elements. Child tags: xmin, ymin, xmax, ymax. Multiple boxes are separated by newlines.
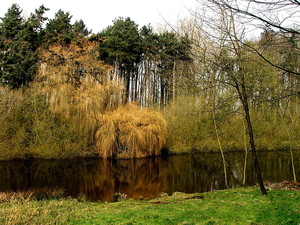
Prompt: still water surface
<box><xmin>0</xmin><ymin>151</ymin><xmax>299</xmax><ymax>201</ymax></box>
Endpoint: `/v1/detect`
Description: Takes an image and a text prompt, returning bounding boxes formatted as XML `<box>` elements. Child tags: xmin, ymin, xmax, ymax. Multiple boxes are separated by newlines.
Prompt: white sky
<box><xmin>0</xmin><ymin>0</ymin><xmax>198</xmax><ymax>33</ymax></box>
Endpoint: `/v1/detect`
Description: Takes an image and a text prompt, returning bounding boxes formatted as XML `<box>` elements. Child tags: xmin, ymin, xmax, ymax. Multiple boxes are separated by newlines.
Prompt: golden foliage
<box><xmin>0</xmin><ymin>38</ymin><xmax>169</xmax><ymax>159</ymax></box>
<box><xmin>45</xmin><ymin>78</ymin><xmax>124</xmax><ymax>121</ymax></box>
<box><xmin>37</xmin><ymin>37</ymin><xmax>112</xmax><ymax>85</ymax></box>
<box><xmin>35</xmin><ymin>38</ymin><xmax>125</xmax><ymax>123</ymax></box>
<box><xmin>95</xmin><ymin>103</ymin><xmax>167</xmax><ymax>159</ymax></box>
<box><xmin>28</xmin><ymin>39</ymin><xmax>167</xmax><ymax>159</ymax></box>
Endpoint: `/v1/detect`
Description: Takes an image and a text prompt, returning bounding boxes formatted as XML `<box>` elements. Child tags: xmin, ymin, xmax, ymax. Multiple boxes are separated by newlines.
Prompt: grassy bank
<box><xmin>0</xmin><ymin>186</ymin><xmax>299</xmax><ymax>224</ymax></box>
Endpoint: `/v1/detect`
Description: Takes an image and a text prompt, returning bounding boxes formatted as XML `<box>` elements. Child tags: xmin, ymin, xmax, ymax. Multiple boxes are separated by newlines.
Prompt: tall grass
<box><xmin>96</xmin><ymin>103</ymin><xmax>167</xmax><ymax>158</ymax></box>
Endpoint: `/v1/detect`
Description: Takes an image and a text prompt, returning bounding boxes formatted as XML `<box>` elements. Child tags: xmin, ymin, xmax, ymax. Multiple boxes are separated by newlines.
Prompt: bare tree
<box><xmin>200</xmin><ymin>0</ymin><xmax>300</xmax><ymax>195</ymax></box>
<box><xmin>187</xmin><ymin>1</ymin><xmax>269</xmax><ymax>195</ymax></box>
<box><xmin>206</xmin><ymin>0</ymin><xmax>300</xmax><ymax>76</ymax></box>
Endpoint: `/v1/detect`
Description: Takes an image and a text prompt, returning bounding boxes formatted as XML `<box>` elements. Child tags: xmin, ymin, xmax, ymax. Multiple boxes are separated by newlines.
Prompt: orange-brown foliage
<box><xmin>95</xmin><ymin>103</ymin><xmax>167</xmax><ymax>159</ymax></box>
<box><xmin>35</xmin><ymin>38</ymin><xmax>124</xmax><ymax>121</ymax></box>
<box><xmin>30</xmin><ymin>39</ymin><xmax>168</xmax><ymax>159</ymax></box>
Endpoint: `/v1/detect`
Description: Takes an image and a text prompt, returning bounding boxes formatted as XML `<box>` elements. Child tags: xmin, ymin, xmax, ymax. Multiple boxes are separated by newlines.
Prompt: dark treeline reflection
<box><xmin>0</xmin><ymin>151</ymin><xmax>299</xmax><ymax>201</ymax></box>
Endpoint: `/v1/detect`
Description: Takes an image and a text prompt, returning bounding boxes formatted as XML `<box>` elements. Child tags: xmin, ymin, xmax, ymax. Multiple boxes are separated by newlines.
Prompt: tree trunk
<box><xmin>242</xmin><ymin>119</ymin><xmax>248</xmax><ymax>185</ymax></box>
<box><xmin>235</xmin><ymin>74</ymin><xmax>268</xmax><ymax>196</ymax></box>
<box><xmin>213</xmin><ymin>109</ymin><xmax>229</xmax><ymax>188</ymax></box>
<box><xmin>172</xmin><ymin>58</ymin><xmax>176</xmax><ymax>104</ymax></box>
<box><xmin>243</xmin><ymin>98</ymin><xmax>267</xmax><ymax>196</ymax></box>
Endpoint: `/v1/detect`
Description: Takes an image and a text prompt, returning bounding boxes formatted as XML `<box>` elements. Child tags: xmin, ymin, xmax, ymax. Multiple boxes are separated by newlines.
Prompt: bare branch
<box><xmin>208</xmin><ymin>0</ymin><xmax>300</xmax><ymax>35</ymax></box>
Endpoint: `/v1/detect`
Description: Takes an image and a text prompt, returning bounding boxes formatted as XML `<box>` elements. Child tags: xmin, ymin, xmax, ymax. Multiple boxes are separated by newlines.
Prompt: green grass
<box><xmin>0</xmin><ymin>187</ymin><xmax>299</xmax><ymax>224</ymax></box>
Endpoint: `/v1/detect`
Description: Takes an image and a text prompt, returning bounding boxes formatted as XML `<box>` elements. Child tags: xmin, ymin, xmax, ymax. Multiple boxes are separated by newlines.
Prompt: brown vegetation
<box><xmin>0</xmin><ymin>188</ymin><xmax>65</xmax><ymax>203</ymax></box>
<box><xmin>0</xmin><ymin>38</ymin><xmax>170</xmax><ymax>160</ymax></box>
<box><xmin>95</xmin><ymin>103</ymin><xmax>167</xmax><ymax>158</ymax></box>
<box><xmin>266</xmin><ymin>181</ymin><xmax>300</xmax><ymax>191</ymax></box>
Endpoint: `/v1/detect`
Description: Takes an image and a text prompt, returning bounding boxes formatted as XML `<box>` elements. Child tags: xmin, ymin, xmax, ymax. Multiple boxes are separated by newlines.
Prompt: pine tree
<box><xmin>156</xmin><ymin>31</ymin><xmax>192</xmax><ymax>104</ymax></box>
<box><xmin>43</xmin><ymin>10</ymin><xmax>91</xmax><ymax>45</ymax></box>
<box><xmin>0</xmin><ymin>4</ymin><xmax>45</xmax><ymax>89</ymax></box>
<box><xmin>99</xmin><ymin>17</ymin><xmax>142</xmax><ymax>101</ymax></box>
<box><xmin>100</xmin><ymin>17</ymin><xmax>142</xmax><ymax>72</ymax></box>
<box><xmin>27</xmin><ymin>5</ymin><xmax>49</xmax><ymax>45</ymax></box>
<box><xmin>74</xmin><ymin>19</ymin><xmax>91</xmax><ymax>39</ymax></box>
<box><xmin>43</xmin><ymin>9</ymin><xmax>74</xmax><ymax>44</ymax></box>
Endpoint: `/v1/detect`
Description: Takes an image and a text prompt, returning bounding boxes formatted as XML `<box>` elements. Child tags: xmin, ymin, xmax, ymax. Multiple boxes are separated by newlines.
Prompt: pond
<box><xmin>0</xmin><ymin>151</ymin><xmax>299</xmax><ymax>202</ymax></box>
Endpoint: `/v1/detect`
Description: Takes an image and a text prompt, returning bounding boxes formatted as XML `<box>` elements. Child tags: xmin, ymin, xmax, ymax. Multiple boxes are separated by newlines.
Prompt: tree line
<box><xmin>0</xmin><ymin>4</ymin><xmax>191</xmax><ymax>106</ymax></box>
<box><xmin>0</xmin><ymin>4</ymin><xmax>189</xmax><ymax>159</ymax></box>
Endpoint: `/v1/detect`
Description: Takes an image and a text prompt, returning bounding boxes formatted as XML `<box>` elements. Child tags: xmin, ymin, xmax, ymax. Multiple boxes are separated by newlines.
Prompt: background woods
<box><xmin>0</xmin><ymin>2</ymin><xmax>300</xmax><ymax>161</ymax></box>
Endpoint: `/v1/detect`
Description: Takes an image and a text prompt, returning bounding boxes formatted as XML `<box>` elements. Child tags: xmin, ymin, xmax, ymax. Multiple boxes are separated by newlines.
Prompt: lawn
<box><xmin>0</xmin><ymin>186</ymin><xmax>299</xmax><ymax>224</ymax></box>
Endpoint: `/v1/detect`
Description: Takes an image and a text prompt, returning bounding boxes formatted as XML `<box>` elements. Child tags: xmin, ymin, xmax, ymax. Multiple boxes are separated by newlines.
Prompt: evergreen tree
<box><xmin>74</xmin><ymin>19</ymin><xmax>91</xmax><ymax>39</ymax></box>
<box><xmin>99</xmin><ymin>17</ymin><xmax>142</xmax><ymax>100</ymax></box>
<box><xmin>43</xmin><ymin>10</ymin><xmax>91</xmax><ymax>45</ymax></box>
<box><xmin>140</xmin><ymin>25</ymin><xmax>160</xmax><ymax>59</ymax></box>
<box><xmin>27</xmin><ymin>5</ymin><xmax>49</xmax><ymax>45</ymax></box>
<box><xmin>156</xmin><ymin>31</ymin><xmax>192</xmax><ymax>103</ymax></box>
<box><xmin>0</xmin><ymin>4</ymin><xmax>45</xmax><ymax>89</ymax></box>
<box><xmin>43</xmin><ymin>9</ymin><xmax>74</xmax><ymax>44</ymax></box>
<box><xmin>100</xmin><ymin>17</ymin><xmax>142</xmax><ymax>72</ymax></box>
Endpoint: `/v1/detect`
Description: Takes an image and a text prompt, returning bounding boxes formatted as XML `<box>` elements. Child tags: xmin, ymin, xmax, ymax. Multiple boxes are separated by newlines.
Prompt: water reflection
<box><xmin>0</xmin><ymin>151</ymin><xmax>299</xmax><ymax>201</ymax></box>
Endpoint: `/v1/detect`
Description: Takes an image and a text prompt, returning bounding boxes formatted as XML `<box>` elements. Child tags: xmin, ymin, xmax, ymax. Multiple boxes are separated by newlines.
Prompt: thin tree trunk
<box><xmin>289</xmin><ymin>115</ymin><xmax>297</xmax><ymax>182</ymax></box>
<box><xmin>235</xmin><ymin>75</ymin><xmax>267</xmax><ymax>196</ymax></box>
<box><xmin>242</xmin><ymin>118</ymin><xmax>248</xmax><ymax>185</ymax></box>
<box><xmin>213</xmin><ymin>110</ymin><xmax>229</xmax><ymax>188</ymax></box>
<box><xmin>289</xmin><ymin>144</ymin><xmax>297</xmax><ymax>182</ymax></box>
<box><xmin>172</xmin><ymin>58</ymin><xmax>176</xmax><ymax>104</ymax></box>
<box><xmin>210</xmin><ymin>76</ymin><xmax>229</xmax><ymax>188</ymax></box>
<box><xmin>288</xmin><ymin>125</ymin><xmax>297</xmax><ymax>182</ymax></box>
<box><xmin>245</xmin><ymin>104</ymin><xmax>267</xmax><ymax>195</ymax></box>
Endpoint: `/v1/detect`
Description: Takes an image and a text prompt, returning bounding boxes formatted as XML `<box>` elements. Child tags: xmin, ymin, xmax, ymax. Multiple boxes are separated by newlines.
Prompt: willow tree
<box><xmin>95</xmin><ymin>103</ymin><xmax>167</xmax><ymax>159</ymax></box>
<box><xmin>37</xmin><ymin>36</ymin><xmax>120</xmax><ymax>115</ymax></box>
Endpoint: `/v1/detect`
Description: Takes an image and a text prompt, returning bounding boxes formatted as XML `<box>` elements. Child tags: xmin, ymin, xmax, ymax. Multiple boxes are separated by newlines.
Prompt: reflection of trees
<box><xmin>113</xmin><ymin>158</ymin><xmax>167</xmax><ymax>199</ymax></box>
<box><xmin>69</xmin><ymin>158</ymin><xmax>168</xmax><ymax>201</ymax></box>
<box><xmin>165</xmin><ymin>153</ymin><xmax>228</xmax><ymax>193</ymax></box>
<box><xmin>0</xmin><ymin>151</ymin><xmax>299</xmax><ymax>201</ymax></box>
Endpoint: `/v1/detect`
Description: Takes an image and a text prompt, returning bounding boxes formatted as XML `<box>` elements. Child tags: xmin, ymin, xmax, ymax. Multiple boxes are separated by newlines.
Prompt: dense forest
<box><xmin>0</xmin><ymin>1</ymin><xmax>299</xmax><ymax>161</ymax></box>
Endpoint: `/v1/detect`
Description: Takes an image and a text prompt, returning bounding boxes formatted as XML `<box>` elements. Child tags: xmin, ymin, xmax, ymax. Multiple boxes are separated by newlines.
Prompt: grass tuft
<box><xmin>0</xmin><ymin>188</ymin><xmax>65</xmax><ymax>203</ymax></box>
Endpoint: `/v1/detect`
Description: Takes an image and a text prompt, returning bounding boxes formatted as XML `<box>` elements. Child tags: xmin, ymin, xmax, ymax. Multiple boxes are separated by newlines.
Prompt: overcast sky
<box><xmin>0</xmin><ymin>0</ymin><xmax>197</xmax><ymax>33</ymax></box>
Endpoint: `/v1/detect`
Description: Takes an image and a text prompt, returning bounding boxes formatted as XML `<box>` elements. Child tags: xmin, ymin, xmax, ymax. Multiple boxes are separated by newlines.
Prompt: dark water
<box><xmin>0</xmin><ymin>151</ymin><xmax>299</xmax><ymax>202</ymax></box>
